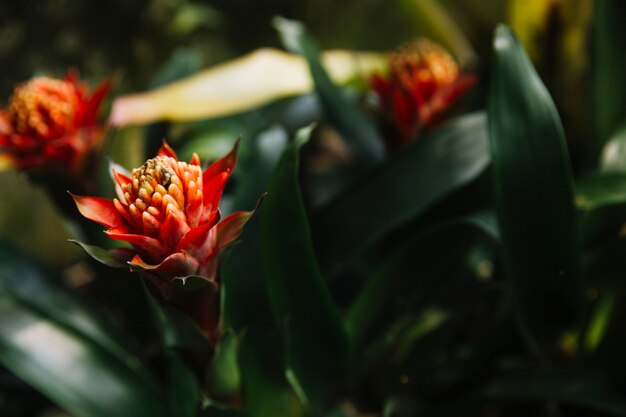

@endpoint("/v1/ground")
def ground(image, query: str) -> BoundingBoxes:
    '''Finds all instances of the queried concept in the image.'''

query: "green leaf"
[220,128,304,417]
[0,242,130,362]
[165,351,201,417]
[199,405,249,417]
[583,292,616,353]
[346,219,497,345]
[488,25,583,355]
[0,243,165,417]
[592,1,626,156]
[139,282,205,417]
[237,326,305,417]
[313,112,490,270]
[482,369,626,416]
[69,239,128,268]
[206,331,241,401]
[140,277,212,355]
[169,275,220,346]
[576,172,626,211]
[232,125,289,212]
[274,17,385,166]
[260,125,351,413]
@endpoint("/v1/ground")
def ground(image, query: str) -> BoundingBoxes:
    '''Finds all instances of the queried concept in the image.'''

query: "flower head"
[72,140,254,293]
[371,39,476,147]
[0,72,110,173]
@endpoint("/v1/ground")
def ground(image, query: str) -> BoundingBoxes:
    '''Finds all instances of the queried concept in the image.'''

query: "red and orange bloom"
[0,72,110,174]
[371,39,476,148]
[72,140,255,294]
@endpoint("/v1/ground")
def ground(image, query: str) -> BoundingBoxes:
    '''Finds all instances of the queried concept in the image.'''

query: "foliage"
[1,2,626,417]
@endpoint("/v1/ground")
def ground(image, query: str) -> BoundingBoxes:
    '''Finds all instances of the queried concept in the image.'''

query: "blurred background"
[0,0,594,268]
[0,1,610,416]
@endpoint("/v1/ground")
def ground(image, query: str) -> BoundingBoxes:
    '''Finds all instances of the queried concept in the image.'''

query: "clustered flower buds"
[73,140,254,294]
[0,72,110,174]
[371,39,476,147]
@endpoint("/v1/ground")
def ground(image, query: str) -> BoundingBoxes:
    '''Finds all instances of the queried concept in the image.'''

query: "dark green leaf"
[313,112,490,270]
[169,275,220,344]
[346,219,497,344]
[232,125,289,212]
[274,17,385,166]
[165,352,201,417]
[482,369,626,416]
[0,243,165,417]
[222,126,287,330]
[69,239,128,268]
[261,126,351,413]
[199,405,249,417]
[0,242,129,362]
[220,127,304,417]
[238,326,304,417]
[592,1,626,156]
[488,25,583,355]
[140,277,212,354]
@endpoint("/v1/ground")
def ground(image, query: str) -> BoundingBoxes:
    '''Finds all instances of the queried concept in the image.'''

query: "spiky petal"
[73,139,255,288]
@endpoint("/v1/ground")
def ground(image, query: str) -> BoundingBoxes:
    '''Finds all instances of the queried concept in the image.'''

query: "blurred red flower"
[0,72,110,174]
[371,39,476,148]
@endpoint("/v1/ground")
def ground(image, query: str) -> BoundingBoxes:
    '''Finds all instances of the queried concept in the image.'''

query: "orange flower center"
[390,39,459,91]
[125,155,202,231]
[8,77,78,138]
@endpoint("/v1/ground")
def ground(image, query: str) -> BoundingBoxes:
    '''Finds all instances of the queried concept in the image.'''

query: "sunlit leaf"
[583,292,616,353]
[600,124,626,172]
[110,48,385,126]
[576,173,626,211]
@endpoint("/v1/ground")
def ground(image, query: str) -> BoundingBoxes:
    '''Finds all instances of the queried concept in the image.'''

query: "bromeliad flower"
[72,140,255,294]
[0,72,110,174]
[371,39,476,148]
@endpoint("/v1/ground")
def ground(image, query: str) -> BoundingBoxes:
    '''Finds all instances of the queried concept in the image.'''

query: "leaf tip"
[272,16,304,53]
[494,24,516,51]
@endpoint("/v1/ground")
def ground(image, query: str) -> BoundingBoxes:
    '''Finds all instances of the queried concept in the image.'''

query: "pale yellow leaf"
[110,48,386,126]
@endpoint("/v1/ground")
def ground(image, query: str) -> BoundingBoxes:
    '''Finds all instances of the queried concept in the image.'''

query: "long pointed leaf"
[314,112,489,270]
[488,25,583,356]
[0,244,165,417]
[275,18,385,165]
[592,0,626,156]
[260,126,351,413]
